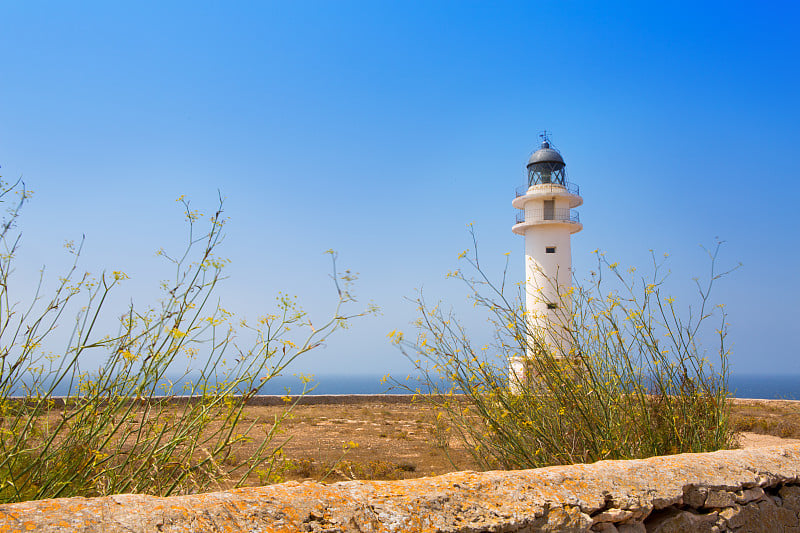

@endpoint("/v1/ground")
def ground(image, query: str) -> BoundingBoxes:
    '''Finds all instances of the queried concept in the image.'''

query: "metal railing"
[515,181,580,198]
[515,209,580,225]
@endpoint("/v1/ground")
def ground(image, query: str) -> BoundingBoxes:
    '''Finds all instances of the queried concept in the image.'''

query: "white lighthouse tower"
[510,133,583,387]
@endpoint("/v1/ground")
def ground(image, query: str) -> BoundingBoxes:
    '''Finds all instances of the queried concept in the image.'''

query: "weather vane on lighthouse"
[539,130,551,144]
[509,132,583,390]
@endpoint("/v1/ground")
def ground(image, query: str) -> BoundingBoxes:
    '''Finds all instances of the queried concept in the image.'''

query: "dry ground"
[236,400,477,484]
[730,398,800,439]
[23,396,798,491]
[227,397,800,485]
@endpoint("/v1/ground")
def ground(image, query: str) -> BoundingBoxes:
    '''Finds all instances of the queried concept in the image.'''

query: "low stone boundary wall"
[243,394,421,406]
[15,394,421,408]
[21,395,798,408]
[1,444,798,532]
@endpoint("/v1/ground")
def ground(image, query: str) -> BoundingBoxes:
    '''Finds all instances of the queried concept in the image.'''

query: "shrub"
[336,459,416,480]
[0,180,372,503]
[393,230,736,470]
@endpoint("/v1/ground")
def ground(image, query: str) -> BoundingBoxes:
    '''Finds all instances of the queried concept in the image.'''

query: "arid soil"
[229,397,800,485]
[237,400,477,484]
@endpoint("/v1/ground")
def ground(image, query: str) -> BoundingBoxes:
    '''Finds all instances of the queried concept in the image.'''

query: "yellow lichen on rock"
[0,444,798,532]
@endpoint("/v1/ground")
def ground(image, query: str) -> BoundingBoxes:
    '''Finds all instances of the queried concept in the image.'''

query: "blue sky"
[1,1,798,379]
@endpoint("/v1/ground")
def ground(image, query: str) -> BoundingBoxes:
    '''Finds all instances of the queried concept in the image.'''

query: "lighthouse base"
[508,354,585,395]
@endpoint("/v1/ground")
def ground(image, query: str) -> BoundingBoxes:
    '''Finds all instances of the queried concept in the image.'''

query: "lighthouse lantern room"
[510,132,583,388]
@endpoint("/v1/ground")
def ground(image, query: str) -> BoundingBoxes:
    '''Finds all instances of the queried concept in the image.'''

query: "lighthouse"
[509,132,583,388]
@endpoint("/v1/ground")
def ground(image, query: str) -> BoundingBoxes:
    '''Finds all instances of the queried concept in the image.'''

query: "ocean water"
[727,374,800,400]
[268,373,800,400]
[19,372,800,400]
[259,374,423,396]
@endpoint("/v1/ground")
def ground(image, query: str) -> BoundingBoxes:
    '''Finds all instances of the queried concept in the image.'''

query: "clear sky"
[1,1,798,378]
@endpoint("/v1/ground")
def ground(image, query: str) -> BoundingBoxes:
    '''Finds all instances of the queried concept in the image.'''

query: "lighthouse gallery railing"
[515,182,580,198]
[515,209,580,225]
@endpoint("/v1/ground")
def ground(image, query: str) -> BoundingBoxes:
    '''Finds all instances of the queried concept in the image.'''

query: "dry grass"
[165,397,800,485]
[238,401,477,484]
[729,399,800,439]
[264,398,800,483]
[19,397,797,489]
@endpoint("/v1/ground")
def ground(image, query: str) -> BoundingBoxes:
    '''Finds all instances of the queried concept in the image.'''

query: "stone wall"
[0,444,798,532]
[32,394,421,408]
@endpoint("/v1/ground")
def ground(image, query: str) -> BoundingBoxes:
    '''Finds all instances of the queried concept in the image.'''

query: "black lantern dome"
[526,136,566,187]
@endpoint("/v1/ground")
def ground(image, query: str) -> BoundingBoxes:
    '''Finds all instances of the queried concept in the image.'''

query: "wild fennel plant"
[0,180,373,503]
[393,230,736,470]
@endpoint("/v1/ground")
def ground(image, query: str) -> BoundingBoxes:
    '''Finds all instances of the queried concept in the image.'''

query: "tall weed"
[393,229,736,470]
[0,180,372,502]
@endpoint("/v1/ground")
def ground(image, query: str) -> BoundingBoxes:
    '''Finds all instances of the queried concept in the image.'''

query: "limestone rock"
[592,522,619,532]
[734,486,766,504]
[592,508,633,524]
[646,508,719,533]
[0,444,797,532]
[704,489,735,508]
[616,521,645,533]
[781,485,800,511]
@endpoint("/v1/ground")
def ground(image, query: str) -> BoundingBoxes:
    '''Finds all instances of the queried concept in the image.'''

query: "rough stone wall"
[0,444,798,532]
[28,394,422,408]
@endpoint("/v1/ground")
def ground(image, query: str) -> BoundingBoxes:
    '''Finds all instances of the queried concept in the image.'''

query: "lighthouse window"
[543,200,555,220]
[547,303,558,310]
[545,246,556,254]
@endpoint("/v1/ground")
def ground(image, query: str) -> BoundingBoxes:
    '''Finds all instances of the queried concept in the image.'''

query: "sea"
[262,373,800,400]
[17,373,800,400]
